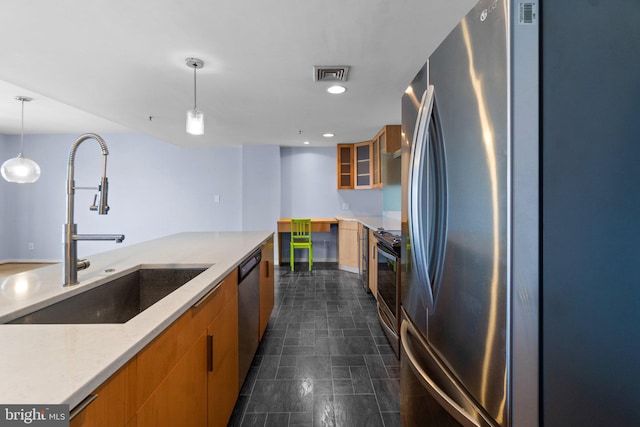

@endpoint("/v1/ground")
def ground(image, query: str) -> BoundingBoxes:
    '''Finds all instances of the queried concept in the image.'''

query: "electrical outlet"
[28,243,34,250]
[342,203,350,211]
[214,195,220,203]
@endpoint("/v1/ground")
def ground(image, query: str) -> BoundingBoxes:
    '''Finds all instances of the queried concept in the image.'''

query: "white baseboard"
[338,265,359,274]
[275,257,336,266]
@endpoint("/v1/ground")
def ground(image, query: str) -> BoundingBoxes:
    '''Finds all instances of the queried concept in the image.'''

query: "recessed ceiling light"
[323,133,335,138]
[327,85,346,94]
[304,141,310,145]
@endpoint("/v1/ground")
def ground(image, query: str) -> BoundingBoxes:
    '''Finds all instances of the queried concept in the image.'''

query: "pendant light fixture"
[1,96,41,183]
[185,57,204,135]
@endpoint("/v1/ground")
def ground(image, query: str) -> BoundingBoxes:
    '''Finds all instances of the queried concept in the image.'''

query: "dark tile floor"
[228,263,400,427]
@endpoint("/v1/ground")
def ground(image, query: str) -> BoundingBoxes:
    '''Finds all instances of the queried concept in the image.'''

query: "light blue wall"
[242,145,281,232]
[0,134,10,261]
[1,135,382,263]
[1,133,243,261]
[280,146,382,217]
[1,133,52,262]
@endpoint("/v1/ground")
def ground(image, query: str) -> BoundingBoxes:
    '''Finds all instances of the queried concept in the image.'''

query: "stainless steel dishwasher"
[237,248,261,388]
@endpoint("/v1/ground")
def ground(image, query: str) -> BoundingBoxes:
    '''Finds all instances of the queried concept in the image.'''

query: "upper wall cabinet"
[336,125,400,190]
[378,124,402,154]
[337,144,354,190]
[354,141,373,189]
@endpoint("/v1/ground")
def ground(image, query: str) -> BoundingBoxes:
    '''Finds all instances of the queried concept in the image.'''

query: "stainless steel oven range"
[374,229,401,358]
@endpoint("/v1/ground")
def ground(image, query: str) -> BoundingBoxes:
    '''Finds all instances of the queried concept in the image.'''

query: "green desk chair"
[290,218,313,271]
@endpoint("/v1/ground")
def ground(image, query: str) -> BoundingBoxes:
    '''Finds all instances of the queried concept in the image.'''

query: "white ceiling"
[0,0,476,147]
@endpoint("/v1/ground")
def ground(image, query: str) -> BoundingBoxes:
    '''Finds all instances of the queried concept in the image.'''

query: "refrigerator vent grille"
[313,66,350,82]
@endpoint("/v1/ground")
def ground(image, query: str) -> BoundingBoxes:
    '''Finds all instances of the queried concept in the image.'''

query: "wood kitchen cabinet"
[136,333,208,426]
[338,220,359,272]
[207,270,239,427]
[335,125,400,190]
[368,228,378,298]
[336,144,354,189]
[137,268,238,427]
[354,141,373,189]
[377,125,402,154]
[259,236,274,340]
[70,362,136,427]
[336,141,372,190]
[336,141,380,190]
[372,125,402,188]
[371,137,381,189]
[71,268,241,427]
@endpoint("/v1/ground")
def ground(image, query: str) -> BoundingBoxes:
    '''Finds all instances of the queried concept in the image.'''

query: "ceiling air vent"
[313,66,350,82]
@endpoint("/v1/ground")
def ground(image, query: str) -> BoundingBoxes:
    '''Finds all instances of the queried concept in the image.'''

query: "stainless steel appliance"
[359,222,369,292]
[238,248,262,388]
[401,1,640,426]
[374,229,401,358]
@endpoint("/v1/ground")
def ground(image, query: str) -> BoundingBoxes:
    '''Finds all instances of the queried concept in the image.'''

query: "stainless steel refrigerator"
[400,1,640,426]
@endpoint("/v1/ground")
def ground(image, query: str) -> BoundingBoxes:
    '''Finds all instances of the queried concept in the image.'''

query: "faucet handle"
[90,194,98,211]
[77,259,91,271]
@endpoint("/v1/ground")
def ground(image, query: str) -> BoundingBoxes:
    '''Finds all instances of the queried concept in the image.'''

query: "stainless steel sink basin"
[9,268,208,324]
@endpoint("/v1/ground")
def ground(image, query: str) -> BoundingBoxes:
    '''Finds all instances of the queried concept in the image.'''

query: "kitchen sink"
[9,267,208,324]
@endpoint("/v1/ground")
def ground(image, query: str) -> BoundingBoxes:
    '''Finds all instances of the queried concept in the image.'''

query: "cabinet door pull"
[265,260,270,278]
[193,281,223,308]
[207,334,214,372]
[69,393,98,421]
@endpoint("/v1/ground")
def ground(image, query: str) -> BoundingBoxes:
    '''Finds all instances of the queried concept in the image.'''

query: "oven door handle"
[376,244,399,261]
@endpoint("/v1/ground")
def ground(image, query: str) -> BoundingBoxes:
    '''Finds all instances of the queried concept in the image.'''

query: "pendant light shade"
[1,96,41,183]
[186,57,204,135]
[186,108,204,135]
[1,155,41,183]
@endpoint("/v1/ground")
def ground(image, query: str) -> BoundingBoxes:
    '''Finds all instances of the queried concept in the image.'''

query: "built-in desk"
[277,218,339,264]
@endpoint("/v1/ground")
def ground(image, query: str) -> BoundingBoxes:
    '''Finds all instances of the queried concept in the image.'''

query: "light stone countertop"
[0,231,272,409]
[335,216,402,234]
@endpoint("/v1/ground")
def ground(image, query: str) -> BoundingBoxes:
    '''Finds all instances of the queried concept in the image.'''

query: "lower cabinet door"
[70,362,136,427]
[369,229,378,297]
[208,295,239,427]
[260,238,275,340]
[137,333,208,427]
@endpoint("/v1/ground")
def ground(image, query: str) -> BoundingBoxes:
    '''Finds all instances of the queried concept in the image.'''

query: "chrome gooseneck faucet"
[63,133,125,286]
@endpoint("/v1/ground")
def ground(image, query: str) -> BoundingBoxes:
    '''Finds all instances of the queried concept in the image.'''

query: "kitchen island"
[0,231,273,420]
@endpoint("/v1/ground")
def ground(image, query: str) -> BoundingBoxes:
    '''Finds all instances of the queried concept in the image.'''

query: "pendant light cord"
[193,66,198,110]
[19,98,25,156]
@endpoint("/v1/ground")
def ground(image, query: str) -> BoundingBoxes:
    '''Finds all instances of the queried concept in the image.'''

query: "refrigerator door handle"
[408,85,435,310]
[401,319,495,427]
[408,83,449,314]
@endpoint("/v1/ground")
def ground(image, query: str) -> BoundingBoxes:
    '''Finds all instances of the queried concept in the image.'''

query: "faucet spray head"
[98,176,110,214]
